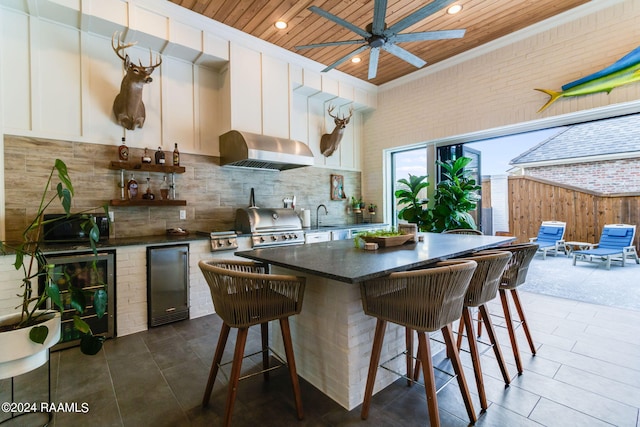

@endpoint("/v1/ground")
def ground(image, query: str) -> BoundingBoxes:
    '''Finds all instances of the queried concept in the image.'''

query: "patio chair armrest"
[529,237,537,243]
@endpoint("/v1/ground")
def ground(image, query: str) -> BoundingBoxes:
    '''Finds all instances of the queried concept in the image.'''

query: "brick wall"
[526,158,640,194]
[362,0,640,215]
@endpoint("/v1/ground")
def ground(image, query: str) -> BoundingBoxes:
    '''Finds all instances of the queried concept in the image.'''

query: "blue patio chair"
[529,221,566,259]
[572,224,639,270]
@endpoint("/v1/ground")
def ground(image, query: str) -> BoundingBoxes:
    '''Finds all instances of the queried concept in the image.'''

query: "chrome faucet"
[316,204,328,228]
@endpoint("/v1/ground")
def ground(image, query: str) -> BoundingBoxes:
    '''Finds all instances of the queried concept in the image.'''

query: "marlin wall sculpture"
[536,45,640,112]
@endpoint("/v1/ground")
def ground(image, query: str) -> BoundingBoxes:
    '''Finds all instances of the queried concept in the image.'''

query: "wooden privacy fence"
[506,176,640,249]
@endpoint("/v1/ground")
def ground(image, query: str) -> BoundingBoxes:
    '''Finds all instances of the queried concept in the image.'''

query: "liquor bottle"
[155,147,165,165]
[160,175,170,200]
[127,174,138,200]
[142,148,152,164]
[142,177,155,200]
[118,137,129,161]
[173,143,180,166]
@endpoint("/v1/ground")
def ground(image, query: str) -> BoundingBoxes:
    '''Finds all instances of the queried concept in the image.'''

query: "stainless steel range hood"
[219,130,314,171]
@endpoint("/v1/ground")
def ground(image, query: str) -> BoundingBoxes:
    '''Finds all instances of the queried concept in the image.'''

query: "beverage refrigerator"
[39,250,115,350]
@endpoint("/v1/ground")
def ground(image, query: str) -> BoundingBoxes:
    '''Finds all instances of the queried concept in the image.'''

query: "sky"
[467,127,565,176]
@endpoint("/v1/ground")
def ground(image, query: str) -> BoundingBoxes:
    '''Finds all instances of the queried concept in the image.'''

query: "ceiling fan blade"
[382,44,426,69]
[392,29,466,43]
[321,45,370,73]
[296,39,366,50]
[385,0,458,35]
[308,6,371,39]
[372,0,388,34]
[368,47,380,79]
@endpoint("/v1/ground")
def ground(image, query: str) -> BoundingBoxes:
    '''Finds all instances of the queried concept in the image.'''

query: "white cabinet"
[305,231,331,244]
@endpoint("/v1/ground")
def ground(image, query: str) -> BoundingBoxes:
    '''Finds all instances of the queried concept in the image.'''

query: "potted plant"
[429,157,481,233]
[368,203,377,213]
[394,174,431,231]
[0,159,109,379]
[351,196,364,213]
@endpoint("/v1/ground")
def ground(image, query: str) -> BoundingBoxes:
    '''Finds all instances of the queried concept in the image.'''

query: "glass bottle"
[127,173,138,200]
[160,175,170,200]
[142,177,155,200]
[118,137,129,161]
[142,148,152,164]
[173,143,180,166]
[155,146,165,165]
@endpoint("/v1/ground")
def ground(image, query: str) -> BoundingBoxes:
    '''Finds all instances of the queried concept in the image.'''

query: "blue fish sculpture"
[536,45,640,112]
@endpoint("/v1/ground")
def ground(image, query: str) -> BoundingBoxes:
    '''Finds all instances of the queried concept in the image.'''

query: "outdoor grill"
[234,207,305,248]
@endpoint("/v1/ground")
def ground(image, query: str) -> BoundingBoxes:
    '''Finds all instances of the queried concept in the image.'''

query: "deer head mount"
[320,105,353,157]
[112,32,162,130]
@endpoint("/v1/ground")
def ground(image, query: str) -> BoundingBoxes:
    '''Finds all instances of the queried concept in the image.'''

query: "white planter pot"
[0,311,61,380]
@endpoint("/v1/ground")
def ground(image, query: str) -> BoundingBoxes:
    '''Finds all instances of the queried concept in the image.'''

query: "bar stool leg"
[510,289,537,355]
[361,319,387,420]
[416,331,440,427]
[406,327,414,386]
[261,322,270,381]
[202,322,231,407]
[462,308,488,411]
[441,324,477,424]
[499,289,523,374]
[456,318,465,349]
[224,327,249,427]
[478,305,511,385]
[279,317,304,420]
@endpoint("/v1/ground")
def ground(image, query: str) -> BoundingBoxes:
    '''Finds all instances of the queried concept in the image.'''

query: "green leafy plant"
[429,157,481,233]
[0,159,109,355]
[354,228,403,247]
[394,174,431,231]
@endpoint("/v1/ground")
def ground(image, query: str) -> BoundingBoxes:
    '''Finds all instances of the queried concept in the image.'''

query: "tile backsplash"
[3,135,363,241]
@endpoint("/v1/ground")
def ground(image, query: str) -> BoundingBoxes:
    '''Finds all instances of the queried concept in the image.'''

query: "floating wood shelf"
[109,199,187,207]
[109,161,185,174]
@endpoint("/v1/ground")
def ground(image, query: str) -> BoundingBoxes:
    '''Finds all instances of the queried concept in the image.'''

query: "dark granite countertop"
[5,234,212,255]
[236,232,515,283]
[303,223,388,232]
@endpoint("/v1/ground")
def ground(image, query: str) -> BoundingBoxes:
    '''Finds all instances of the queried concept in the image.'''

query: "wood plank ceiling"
[169,0,590,85]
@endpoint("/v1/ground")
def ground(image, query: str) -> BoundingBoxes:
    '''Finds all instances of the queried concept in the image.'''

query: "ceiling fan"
[295,0,466,80]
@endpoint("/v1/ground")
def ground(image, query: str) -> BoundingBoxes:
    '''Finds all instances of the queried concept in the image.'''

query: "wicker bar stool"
[360,260,478,427]
[496,243,539,374]
[198,259,306,427]
[455,250,513,411]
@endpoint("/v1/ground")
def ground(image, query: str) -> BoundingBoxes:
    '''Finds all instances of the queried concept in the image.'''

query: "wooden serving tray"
[362,234,414,247]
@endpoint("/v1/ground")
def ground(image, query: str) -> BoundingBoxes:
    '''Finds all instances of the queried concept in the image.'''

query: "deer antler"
[327,105,337,119]
[112,32,137,62]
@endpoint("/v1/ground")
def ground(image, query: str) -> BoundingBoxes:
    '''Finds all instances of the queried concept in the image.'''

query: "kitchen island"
[236,232,515,410]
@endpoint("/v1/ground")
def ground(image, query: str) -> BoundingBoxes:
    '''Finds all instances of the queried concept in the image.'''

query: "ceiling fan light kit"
[295,0,466,80]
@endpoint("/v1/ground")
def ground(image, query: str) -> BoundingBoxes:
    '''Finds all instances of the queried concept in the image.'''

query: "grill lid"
[220,130,314,171]
[235,208,303,234]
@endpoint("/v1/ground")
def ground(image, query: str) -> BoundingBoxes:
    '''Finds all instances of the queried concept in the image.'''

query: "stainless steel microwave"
[42,214,110,242]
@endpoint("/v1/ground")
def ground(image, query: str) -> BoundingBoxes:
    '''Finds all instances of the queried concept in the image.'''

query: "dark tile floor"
[2,277,640,426]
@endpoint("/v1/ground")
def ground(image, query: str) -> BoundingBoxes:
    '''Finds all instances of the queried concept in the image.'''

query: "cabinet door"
[305,232,331,243]
[262,56,289,138]
[229,43,261,133]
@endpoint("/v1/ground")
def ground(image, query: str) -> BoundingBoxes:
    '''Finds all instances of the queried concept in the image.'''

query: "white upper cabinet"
[0,0,375,171]
[227,43,261,134]
[261,55,289,138]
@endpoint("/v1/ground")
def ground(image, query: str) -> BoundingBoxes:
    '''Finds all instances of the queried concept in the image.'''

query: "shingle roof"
[510,113,640,165]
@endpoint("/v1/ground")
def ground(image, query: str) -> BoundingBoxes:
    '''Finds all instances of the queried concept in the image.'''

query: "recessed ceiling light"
[275,20,287,30]
[447,4,462,15]
[351,57,362,64]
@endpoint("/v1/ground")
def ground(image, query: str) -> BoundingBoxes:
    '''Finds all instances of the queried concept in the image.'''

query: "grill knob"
[271,235,278,241]
[260,237,265,242]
